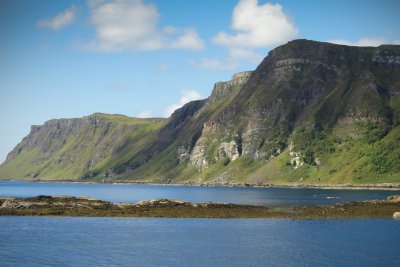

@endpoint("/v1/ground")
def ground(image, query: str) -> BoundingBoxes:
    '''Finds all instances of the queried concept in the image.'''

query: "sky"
[0,0,400,163]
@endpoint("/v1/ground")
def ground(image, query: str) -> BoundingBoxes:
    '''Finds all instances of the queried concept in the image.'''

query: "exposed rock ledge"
[1,195,400,219]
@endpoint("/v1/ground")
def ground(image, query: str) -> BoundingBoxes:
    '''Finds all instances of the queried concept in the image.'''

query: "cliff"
[1,39,400,184]
[0,113,165,180]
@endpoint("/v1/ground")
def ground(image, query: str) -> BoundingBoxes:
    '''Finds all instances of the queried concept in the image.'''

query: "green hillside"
[1,40,400,184]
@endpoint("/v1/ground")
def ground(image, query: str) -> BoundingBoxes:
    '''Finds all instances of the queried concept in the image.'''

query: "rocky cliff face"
[1,40,400,183]
[174,40,400,182]
[187,72,252,171]
[0,113,165,180]
[8,115,109,161]
[209,71,252,103]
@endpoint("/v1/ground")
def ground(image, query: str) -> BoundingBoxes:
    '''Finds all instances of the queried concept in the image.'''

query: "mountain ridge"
[1,39,400,184]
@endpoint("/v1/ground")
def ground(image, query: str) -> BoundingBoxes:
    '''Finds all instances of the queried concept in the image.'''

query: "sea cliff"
[1,40,400,184]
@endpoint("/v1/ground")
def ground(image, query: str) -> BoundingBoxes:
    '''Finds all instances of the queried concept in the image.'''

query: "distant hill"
[1,39,400,184]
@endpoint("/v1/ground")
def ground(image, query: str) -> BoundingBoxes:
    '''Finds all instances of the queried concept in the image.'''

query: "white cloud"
[84,0,204,52]
[136,109,153,118]
[213,0,298,49]
[87,0,161,51]
[169,28,205,51]
[328,37,400,47]
[37,5,77,30]
[214,0,298,48]
[163,90,203,117]
[200,0,297,70]
[328,37,389,47]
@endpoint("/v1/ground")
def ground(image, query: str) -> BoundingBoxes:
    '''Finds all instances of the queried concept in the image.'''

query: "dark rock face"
[209,71,252,103]
[1,40,400,183]
[183,40,400,170]
[223,40,395,130]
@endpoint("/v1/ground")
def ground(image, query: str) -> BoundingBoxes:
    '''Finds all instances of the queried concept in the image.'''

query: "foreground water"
[1,216,399,267]
[1,181,398,205]
[2,181,400,266]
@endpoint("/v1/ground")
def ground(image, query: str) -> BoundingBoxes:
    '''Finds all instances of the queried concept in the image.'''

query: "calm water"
[0,217,399,267]
[1,180,398,205]
[1,181,400,266]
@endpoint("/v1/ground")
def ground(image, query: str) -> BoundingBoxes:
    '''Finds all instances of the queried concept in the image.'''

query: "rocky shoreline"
[145,181,400,191]
[1,195,400,219]
[2,179,400,191]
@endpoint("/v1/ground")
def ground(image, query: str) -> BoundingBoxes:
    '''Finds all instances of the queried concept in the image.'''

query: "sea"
[1,181,400,266]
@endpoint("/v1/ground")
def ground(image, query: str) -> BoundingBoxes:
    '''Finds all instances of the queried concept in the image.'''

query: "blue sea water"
[0,181,398,205]
[0,217,399,267]
[1,181,400,266]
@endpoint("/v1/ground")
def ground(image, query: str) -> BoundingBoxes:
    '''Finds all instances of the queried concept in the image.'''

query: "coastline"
[1,178,400,191]
[1,195,400,219]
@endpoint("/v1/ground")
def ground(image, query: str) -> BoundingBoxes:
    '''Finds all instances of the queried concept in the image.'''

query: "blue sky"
[0,0,399,163]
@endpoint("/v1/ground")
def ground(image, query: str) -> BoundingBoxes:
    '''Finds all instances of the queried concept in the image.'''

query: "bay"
[0,217,399,267]
[1,181,400,266]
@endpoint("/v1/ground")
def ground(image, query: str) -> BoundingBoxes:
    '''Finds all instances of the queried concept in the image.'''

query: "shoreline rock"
[387,195,400,203]
[2,179,400,191]
[1,195,400,219]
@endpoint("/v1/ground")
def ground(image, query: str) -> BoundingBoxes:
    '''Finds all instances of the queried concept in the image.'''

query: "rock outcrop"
[289,142,304,169]
[190,137,209,171]
[387,195,400,203]
[177,146,191,164]
[209,71,252,103]
[135,198,189,207]
[2,196,400,219]
[0,113,165,180]
[0,195,109,209]
[1,39,400,184]
[216,141,240,161]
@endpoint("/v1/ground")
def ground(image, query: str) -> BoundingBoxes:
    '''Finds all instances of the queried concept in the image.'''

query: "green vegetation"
[0,113,166,181]
[1,40,400,184]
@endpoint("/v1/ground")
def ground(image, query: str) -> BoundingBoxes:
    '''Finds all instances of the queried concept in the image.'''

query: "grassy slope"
[1,41,400,184]
[0,114,165,180]
[171,125,400,185]
[2,114,400,184]
[240,125,400,184]
[164,44,400,184]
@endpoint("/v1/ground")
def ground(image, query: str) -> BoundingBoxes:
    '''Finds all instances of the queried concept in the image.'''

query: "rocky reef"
[1,195,400,219]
